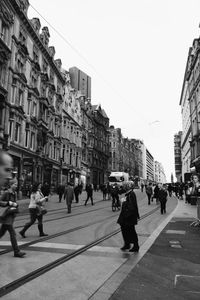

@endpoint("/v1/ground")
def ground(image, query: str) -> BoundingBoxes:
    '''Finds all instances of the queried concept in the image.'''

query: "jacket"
[117,190,140,226]
[0,191,17,225]
[29,191,46,209]
[64,186,74,204]
[158,189,168,202]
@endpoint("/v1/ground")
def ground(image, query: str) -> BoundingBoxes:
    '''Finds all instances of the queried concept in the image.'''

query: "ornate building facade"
[88,105,109,186]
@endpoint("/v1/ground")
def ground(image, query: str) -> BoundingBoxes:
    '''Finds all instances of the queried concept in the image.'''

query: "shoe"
[129,247,139,252]
[19,231,26,238]
[120,245,130,251]
[14,251,26,258]
[40,233,48,237]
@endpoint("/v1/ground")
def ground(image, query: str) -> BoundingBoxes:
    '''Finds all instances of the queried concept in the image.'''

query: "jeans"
[0,224,20,254]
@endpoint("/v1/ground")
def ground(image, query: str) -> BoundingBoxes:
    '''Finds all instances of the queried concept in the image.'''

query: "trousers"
[0,224,20,254]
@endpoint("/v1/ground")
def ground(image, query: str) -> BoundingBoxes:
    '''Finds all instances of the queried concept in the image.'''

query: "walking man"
[84,183,94,206]
[64,182,74,213]
[146,183,153,205]
[158,184,168,214]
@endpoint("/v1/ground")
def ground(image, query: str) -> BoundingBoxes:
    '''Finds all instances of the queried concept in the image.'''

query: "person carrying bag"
[19,182,48,238]
[0,178,26,258]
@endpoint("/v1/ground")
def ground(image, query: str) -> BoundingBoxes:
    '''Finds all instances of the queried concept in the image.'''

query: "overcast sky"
[28,0,200,181]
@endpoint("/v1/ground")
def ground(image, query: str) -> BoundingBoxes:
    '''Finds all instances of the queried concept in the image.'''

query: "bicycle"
[112,196,120,212]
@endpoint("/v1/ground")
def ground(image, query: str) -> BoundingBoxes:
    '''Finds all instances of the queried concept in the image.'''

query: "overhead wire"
[29,3,138,115]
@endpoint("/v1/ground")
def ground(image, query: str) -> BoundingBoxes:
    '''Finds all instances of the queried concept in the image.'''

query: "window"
[14,122,21,143]
[19,28,26,45]
[11,79,17,104]
[70,149,72,165]
[42,58,48,73]
[30,132,35,150]
[18,88,24,106]
[33,45,39,63]
[62,144,65,160]
[27,97,31,115]
[32,102,37,117]
[25,124,30,148]
[16,54,25,73]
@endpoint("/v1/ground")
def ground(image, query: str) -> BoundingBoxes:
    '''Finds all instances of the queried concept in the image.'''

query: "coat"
[117,190,140,226]
[64,186,74,205]
[158,189,168,203]
[0,191,17,225]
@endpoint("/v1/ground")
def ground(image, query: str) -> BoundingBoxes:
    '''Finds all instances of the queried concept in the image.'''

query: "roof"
[92,104,108,119]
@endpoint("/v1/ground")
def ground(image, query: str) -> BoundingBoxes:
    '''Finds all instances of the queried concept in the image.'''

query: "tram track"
[14,203,114,229]
[0,205,160,297]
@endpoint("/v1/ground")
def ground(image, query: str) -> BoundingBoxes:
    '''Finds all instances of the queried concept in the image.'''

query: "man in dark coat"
[84,183,94,206]
[158,184,168,214]
[64,182,74,213]
[57,184,65,203]
[117,188,140,252]
[74,185,80,203]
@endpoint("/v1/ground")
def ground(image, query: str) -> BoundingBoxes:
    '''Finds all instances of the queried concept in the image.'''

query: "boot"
[120,244,130,251]
[129,243,139,252]
[14,251,26,258]
[38,224,48,237]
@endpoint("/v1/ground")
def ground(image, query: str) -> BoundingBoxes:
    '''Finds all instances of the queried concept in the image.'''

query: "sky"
[28,0,200,182]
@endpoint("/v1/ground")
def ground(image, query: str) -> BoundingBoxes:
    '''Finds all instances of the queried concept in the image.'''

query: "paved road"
[0,190,177,300]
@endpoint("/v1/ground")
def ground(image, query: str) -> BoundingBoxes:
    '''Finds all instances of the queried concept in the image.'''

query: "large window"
[30,132,35,150]
[25,123,30,148]
[14,118,21,143]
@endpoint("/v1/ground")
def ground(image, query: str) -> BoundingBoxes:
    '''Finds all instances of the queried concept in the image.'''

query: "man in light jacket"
[64,182,74,213]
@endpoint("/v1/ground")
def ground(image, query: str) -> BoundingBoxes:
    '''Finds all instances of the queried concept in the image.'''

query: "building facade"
[108,126,123,172]
[88,105,109,186]
[174,131,182,182]
[183,39,200,173]
[69,67,91,99]
[179,48,192,180]
[154,161,166,183]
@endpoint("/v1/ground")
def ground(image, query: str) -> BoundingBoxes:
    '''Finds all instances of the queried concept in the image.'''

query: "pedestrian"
[74,185,80,203]
[146,183,153,205]
[102,183,107,200]
[107,182,111,200]
[167,183,173,197]
[110,183,120,208]
[117,187,140,252]
[19,182,48,238]
[153,184,160,204]
[0,150,13,189]
[64,182,74,213]
[84,183,94,206]
[141,183,144,192]
[41,181,50,202]
[57,184,65,203]
[158,183,168,214]
[0,178,26,258]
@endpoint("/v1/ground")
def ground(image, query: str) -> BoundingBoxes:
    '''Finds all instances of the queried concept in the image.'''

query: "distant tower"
[171,173,174,183]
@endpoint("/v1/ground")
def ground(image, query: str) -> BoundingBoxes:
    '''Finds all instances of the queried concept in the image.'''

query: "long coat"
[64,186,74,205]
[117,190,140,226]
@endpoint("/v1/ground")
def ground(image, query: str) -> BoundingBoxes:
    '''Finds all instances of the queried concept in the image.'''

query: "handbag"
[36,205,47,217]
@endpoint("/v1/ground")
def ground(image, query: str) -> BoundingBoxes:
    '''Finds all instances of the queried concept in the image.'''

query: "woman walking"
[0,179,26,257]
[117,187,140,252]
[19,183,48,238]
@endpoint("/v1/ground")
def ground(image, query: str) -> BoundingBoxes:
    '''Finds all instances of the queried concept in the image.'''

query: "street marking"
[170,244,182,248]
[29,242,122,253]
[175,275,200,292]
[165,230,186,235]
[0,241,26,246]
[169,240,180,244]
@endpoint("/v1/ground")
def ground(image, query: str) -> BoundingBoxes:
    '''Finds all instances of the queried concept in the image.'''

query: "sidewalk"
[109,199,200,300]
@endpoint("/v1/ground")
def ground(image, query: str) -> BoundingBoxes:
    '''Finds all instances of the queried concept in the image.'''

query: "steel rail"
[0,206,160,297]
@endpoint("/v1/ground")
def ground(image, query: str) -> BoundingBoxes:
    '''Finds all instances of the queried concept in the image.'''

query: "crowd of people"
[2,149,200,258]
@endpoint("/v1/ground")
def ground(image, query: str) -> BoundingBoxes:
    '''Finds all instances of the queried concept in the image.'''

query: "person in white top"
[19,183,48,238]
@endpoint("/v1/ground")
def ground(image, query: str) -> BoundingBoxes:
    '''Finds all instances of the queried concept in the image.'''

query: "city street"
[0,190,177,299]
